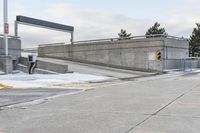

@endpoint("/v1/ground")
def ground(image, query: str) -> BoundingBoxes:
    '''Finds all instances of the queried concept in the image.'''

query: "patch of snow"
[21,52,38,58]
[137,69,200,82]
[0,71,112,89]
[0,71,4,75]
[164,68,200,74]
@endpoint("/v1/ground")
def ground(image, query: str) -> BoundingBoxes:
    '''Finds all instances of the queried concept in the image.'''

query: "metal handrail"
[73,34,187,45]
[38,34,188,47]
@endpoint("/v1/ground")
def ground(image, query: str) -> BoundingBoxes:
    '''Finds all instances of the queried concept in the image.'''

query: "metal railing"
[0,34,20,39]
[165,57,200,71]
[38,34,188,47]
[180,57,200,71]
[73,34,187,45]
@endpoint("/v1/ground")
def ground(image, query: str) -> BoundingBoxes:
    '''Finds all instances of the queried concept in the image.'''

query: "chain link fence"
[165,57,200,71]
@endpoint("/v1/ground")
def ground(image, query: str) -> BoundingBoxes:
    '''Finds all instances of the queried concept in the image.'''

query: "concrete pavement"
[0,72,200,133]
[0,89,82,109]
[37,57,155,79]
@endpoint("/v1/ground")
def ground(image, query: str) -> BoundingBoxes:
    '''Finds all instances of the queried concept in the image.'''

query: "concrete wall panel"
[0,37,21,72]
[38,37,189,72]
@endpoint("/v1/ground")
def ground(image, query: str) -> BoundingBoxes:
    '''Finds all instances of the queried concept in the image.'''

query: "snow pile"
[0,72,111,89]
[164,68,200,74]
[21,52,38,58]
[0,71,4,75]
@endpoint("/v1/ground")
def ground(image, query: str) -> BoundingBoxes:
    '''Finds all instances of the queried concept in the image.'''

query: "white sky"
[0,0,200,48]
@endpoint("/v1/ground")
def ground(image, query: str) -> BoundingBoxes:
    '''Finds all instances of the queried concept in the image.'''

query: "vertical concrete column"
[0,55,12,74]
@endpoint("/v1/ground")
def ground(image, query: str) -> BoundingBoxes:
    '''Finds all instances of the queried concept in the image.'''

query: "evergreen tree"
[145,22,166,37]
[189,23,200,57]
[118,29,132,40]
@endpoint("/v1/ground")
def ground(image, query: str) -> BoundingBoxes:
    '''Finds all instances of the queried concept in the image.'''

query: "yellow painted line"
[93,81,131,89]
[49,81,131,90]
[49,83,97,90]
[0,83,13,89]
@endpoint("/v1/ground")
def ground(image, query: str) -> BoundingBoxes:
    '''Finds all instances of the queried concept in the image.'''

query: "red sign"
[4,23,9,34]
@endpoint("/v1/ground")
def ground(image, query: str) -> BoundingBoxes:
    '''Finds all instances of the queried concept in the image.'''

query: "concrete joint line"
[124,83,200,133]
[152,93,185,116]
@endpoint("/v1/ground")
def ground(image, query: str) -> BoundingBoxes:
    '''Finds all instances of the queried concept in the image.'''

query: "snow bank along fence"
[38,34,189,72]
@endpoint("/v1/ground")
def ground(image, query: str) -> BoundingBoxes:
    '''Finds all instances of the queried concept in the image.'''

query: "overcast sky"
[0,0,200,48]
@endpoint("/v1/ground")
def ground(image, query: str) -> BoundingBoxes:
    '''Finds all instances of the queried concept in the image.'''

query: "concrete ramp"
[37,57,156,79]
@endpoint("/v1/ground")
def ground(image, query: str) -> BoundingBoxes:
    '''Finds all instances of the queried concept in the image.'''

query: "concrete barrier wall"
[38,37,189,72]
[19,57,29,66]
[36,60,68,73]
[0,38,21,60]
[0,37,21,72]
[19,57,68,74]
[163,38,189,70]
[164,38,189,59]
[0,55,12,73]
[39,38,167,71]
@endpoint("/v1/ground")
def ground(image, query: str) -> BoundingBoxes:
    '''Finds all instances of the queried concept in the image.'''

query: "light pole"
[3,0,8,55]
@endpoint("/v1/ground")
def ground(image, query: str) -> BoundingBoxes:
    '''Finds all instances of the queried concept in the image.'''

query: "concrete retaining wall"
[0,37,21,72]
[36,60,68,73]
[19,57,68,74]
[38,37,189,72]
[164,38,189,69]
[0,55,13,73]
[0,38,21,60]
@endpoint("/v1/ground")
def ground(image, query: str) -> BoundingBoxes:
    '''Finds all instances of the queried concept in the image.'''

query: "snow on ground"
[21,52,38,58]
[0,72,112,89]
[136,68,200,82]
[164,68,200,74]
[0,71,4,75]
